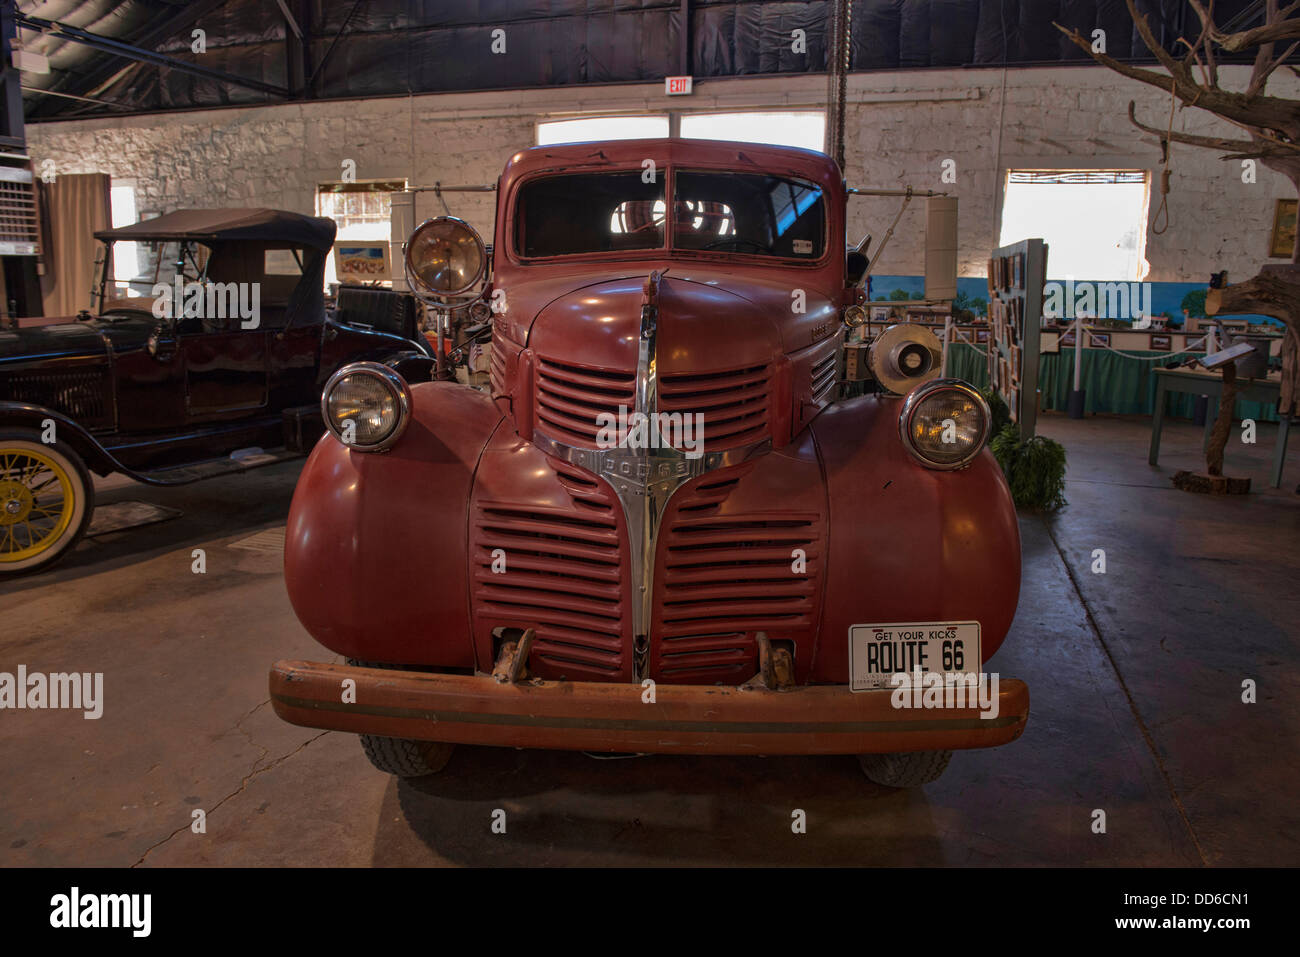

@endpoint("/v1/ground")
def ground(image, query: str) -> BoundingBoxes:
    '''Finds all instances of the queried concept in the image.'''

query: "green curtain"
[945,343,1278,423]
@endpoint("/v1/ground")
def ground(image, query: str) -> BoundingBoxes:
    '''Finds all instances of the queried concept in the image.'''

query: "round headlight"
[321,362,411,452]
[898,379,990,470]
[404,216,486,301]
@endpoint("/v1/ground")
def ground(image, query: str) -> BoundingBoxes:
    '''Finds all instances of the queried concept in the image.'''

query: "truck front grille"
[534,356,636,446]
[471,459,630,679]
[657,363,770,450]
[652,474,822,683]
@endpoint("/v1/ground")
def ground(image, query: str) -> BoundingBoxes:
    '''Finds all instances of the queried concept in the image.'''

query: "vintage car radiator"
[657,362,771,451]
[533,356,636,446]
[0,367,112,428]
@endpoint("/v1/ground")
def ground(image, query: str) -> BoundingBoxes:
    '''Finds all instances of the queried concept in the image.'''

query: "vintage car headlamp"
[321,362,411,452]
[898,379,990,470]
[404,216,486,302]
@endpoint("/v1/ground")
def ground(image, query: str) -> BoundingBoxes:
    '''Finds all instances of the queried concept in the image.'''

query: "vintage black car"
[0,207,434,575]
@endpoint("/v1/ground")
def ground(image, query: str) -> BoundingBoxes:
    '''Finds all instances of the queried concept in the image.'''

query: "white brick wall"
[26,64,1297,283]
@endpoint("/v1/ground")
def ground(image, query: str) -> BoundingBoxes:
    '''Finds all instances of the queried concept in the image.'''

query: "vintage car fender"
[809,393,1022,683]
[319,315,439,385]
[380,350,437,384]
[283,380,502,666]
[0,400,131,479]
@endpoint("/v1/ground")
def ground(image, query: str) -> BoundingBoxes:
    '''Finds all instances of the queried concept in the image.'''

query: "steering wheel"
[704,238,773,254]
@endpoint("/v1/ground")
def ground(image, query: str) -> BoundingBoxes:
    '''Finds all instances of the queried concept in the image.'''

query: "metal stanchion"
[1066,318,1086,418]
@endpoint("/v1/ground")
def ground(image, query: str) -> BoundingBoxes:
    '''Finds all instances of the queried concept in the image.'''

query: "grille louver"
[534,356,635,446]
[657,363,770,450]
[472,458,630,678]
[653,475,822,683]
[810,351,836,404]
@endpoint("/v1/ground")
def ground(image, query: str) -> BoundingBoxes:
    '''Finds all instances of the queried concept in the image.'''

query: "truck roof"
[500,138,843,195]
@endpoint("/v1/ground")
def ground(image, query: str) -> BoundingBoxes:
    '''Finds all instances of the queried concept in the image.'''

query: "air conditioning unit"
[0,159,40,257]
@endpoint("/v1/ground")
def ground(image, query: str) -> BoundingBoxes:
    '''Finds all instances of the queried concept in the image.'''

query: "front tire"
[857,750,952,788]
[0,431,94,576]
[359,734,455,778]
[345,658,455,777]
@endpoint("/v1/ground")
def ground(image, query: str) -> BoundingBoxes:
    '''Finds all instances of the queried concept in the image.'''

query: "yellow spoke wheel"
[0,435,93,574]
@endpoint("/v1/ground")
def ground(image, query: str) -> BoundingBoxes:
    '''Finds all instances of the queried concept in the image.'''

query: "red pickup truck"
[269,138,1026,788]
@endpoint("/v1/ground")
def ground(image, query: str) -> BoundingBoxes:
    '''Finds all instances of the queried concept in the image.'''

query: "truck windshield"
[517,172,665,257]
[515,169,826,260]
[673,171,824,258]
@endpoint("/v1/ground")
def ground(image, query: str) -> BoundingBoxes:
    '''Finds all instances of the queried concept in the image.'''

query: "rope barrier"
[1086,330,1208,362]
[946,322,1210,363]
[949,326,988,356]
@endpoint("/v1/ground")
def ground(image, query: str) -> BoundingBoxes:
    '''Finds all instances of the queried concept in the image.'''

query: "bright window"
[537,115,669,145]
[109,183,139,287]
[999,170,1150,280]
[680,111,826,152]
[316,180,405,287]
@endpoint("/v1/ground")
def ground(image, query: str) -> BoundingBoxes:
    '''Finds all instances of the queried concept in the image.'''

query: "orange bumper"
[270,660,1029,756]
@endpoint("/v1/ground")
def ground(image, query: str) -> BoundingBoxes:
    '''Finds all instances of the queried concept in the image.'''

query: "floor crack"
[131,730,330,867]
[231,698,272,771]
[1040,512,1210,866]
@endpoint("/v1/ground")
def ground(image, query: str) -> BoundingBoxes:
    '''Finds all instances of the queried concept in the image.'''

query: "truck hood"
[525,271,790,375]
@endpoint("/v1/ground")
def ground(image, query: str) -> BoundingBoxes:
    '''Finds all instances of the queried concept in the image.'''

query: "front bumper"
[270,660,1029,756]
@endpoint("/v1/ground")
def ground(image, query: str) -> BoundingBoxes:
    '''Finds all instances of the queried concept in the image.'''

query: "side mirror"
[846,250,869,285]
[846,233,871,286]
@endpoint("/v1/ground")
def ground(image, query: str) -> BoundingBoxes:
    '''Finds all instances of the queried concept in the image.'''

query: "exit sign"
[665,75,693,96]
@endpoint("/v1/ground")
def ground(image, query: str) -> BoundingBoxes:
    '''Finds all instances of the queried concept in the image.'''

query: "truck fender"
[809,394,1022,683]
[284,381,503,667]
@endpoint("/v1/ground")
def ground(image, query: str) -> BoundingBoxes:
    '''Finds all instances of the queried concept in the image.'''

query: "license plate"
[849,621,982,692]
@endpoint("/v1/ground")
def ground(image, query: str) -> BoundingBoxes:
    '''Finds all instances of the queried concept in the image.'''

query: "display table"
[1149,367,1291,488]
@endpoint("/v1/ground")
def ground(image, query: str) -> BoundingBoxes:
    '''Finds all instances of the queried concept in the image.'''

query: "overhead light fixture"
[11,45,50,75]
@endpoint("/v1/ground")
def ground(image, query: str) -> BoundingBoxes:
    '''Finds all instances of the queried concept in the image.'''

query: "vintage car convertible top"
[94,206,340,248]
[269,139,1028,787]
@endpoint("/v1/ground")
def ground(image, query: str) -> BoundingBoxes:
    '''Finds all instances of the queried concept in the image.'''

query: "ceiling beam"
[49,0,230,109]
[20,5,289,118]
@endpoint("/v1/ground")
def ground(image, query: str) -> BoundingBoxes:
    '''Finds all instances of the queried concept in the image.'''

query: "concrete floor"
[1,413,1297,866]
